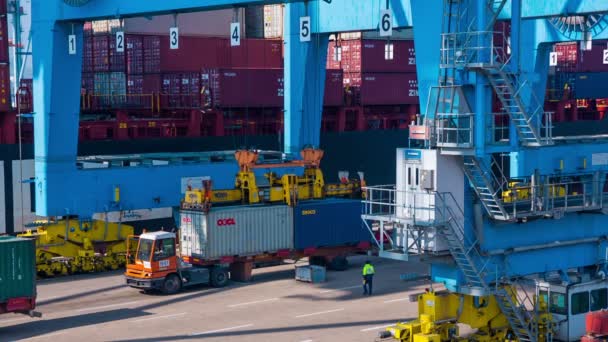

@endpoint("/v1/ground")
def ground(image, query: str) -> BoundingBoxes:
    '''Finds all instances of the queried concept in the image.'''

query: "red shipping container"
[359,72,418,105]
[0,64,11,111]
[0,15,9,63]
[361,40,416,72]
[324,69,343,107]
[343,72,362,87]
[81,72,94,94]
[109,36,126,72]
[162,73,182,108]
[93,35,110,72]
[82,36,94,72]
[580,40,608,72]
[143,74,161,93]
[160,36,225,72]
[143,35,161,73]
[84,22,93,36]
[230,38,282,68]
[127,74,144,94]
[181,72,201,108]
[265,39,283,68]
[201,68,283,108]
[586,310,608,335]
[126,35,144,74]
[327,39,416,73]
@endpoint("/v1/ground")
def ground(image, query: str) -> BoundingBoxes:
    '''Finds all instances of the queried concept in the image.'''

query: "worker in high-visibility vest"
[362,260,375,296]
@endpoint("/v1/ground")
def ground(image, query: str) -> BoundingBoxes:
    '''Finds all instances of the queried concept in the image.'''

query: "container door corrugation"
[0,236,36,302]
[180,205,293,260]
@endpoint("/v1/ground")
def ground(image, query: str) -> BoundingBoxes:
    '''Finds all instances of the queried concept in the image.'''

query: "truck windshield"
[137,239,154,262]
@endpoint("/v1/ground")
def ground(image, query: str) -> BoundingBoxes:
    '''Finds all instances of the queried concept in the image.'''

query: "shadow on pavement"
[112,318,410,342]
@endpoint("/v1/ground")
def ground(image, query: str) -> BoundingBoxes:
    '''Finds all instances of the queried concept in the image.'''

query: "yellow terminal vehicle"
[382,288,554,342]
[19,218,134,276]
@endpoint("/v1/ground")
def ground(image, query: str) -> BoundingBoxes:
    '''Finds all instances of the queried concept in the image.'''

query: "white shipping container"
[180,205,293,260]
[263,5,283,38]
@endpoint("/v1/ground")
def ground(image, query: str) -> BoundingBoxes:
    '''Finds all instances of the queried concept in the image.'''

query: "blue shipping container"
[574,72,608,99]
[293,199,370,250]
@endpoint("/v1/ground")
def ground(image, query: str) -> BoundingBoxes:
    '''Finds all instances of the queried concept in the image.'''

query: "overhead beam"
[314,0,413,33]
[522,1,608,19]
[54,0,290,21]
[498,1,608,20]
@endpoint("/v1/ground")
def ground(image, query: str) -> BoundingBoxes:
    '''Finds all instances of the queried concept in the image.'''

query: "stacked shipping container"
[327,39,418,105]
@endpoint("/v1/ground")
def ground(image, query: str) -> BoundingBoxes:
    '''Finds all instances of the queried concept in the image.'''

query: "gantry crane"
[34,1,608,340]
[360,1,608,341]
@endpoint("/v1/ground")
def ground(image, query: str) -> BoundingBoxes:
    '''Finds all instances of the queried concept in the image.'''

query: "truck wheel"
[161,274,182,294]
[309,256,326,267]
[328,256,349,271]
[211,268,229,288]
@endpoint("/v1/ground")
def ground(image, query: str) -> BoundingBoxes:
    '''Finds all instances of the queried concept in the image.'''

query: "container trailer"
[0,236,40,317]
[125,200,371,294]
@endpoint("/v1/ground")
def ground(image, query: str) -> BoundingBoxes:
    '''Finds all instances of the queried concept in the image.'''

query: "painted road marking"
[319,285,360,293]
[295,308,345,318]
[383,297,409,304]
[26,331,67,340]
[300,340,314,342]
[190,323,254,336]
[75,300,139,312]
[360,324,394,332]
[132,312,187,323]
[228,298,279,308]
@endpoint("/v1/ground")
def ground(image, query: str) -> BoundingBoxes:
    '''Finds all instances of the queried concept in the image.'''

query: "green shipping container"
[0,236,36,302]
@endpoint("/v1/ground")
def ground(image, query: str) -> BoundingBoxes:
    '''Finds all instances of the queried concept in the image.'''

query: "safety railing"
[501,177,607,218]
[488,112,510,144]
[440,31,508,68]
[435,112,475,148]
[362,186,465,227]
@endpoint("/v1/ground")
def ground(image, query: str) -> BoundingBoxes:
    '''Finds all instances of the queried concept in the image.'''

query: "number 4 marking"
[230,23,240,46]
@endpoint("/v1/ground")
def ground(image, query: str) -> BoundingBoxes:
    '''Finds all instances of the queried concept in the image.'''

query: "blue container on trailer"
[293,199,370,250]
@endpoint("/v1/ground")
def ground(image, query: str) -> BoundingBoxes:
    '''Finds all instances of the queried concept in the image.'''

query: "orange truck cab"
[124,231,229,294]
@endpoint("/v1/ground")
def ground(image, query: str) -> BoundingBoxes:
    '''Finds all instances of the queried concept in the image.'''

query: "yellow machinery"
[182,148,364,210]
[383,288,554,342]
[18,219,134,277]
[502,181,566,203]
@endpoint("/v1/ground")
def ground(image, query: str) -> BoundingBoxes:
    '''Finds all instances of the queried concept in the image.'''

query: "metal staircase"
[462,155,510,220]
[435,193,536,341]
[482,67,551,147]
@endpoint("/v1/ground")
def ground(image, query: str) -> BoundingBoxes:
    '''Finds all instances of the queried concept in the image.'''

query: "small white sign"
[604,49,608,65]
[549,52,558,66]
[68,34,76,55]
[170,27,179,50]
[379,9,392,37]
[230,22,241,46]
[115,31,125,53]
[300,16,311,42]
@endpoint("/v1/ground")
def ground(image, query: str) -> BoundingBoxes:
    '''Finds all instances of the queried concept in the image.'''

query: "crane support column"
[284,2,328,154]
[32,11,83,215]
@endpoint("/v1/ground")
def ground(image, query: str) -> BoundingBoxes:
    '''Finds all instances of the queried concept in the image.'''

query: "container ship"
[1,5,608,235]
